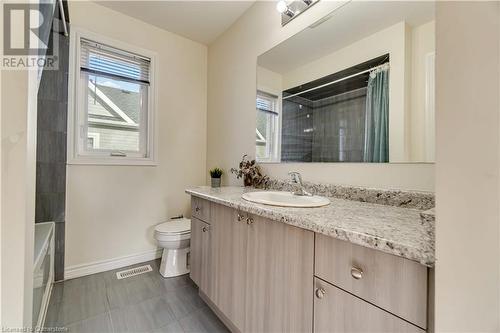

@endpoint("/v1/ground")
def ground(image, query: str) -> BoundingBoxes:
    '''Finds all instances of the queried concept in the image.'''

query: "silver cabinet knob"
[237,213,244,222]
[315,288,326,299]
[195,207,200,212]
[246,217,254,225]
[351,266,363,280]
[202,226,208,232]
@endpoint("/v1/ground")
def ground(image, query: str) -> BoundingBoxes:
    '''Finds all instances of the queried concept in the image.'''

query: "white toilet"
[154,218,191,278]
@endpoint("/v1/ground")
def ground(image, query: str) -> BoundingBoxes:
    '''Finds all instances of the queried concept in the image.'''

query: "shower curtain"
[363,66,389,162]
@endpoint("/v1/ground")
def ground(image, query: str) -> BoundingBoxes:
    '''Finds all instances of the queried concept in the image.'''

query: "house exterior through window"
[69,30,156,165]
[256,90,279,162]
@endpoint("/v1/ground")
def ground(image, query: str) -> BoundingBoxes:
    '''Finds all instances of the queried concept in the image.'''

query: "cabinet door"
[211,204,247,331]
[189,218,203,286]
[245,215,314,333]
[314,278,425,333]
[199,220,213,299]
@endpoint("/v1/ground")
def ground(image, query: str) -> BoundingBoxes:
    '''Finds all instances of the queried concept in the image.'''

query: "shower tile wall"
[281,89,367,163]
[35,11,69,281]
[312,88,367,162]
[281,96,313,162]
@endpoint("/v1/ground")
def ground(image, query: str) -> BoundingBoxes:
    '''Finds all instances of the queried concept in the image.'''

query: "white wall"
[65,2,207,272]
[208,1,434,191]
[435,2,500,331]
[410,20,435,162]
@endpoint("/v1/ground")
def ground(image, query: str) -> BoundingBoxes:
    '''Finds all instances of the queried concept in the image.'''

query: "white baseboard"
[64,248,162,280]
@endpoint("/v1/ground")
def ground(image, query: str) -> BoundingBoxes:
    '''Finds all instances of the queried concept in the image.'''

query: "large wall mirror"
[256,1,435,163]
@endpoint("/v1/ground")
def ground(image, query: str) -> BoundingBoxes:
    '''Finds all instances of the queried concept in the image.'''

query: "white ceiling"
[258,1,435,74]
[97,1,255,45]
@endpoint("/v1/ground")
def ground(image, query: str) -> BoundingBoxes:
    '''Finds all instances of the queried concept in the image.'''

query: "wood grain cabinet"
[314,278,425,333]
[245,213,314,333]
[315,234,428,329]
[189,217,212,298]
[189,197,430,333]
[210,204,248,330]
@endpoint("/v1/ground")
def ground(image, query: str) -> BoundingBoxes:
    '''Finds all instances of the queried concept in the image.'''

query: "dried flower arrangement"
[230,154,269,188]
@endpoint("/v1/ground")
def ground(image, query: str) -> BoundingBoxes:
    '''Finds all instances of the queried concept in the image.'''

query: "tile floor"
[44,259,229,333]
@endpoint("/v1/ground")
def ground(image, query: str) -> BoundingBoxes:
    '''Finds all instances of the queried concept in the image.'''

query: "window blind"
[256,91,278,115]
[80,38,151,85]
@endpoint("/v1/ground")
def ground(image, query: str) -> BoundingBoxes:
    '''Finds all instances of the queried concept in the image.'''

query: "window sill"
[67,157,158,166]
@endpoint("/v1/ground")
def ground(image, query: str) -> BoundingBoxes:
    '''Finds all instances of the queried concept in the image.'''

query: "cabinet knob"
[315,288,326,299]
[237,213,244,222]
[202,226,208,232]
[351,266,363,280]
[195,207,200,212]
[246,217,254,225]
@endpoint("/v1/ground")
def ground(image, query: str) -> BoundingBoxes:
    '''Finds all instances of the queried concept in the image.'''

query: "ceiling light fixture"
[278,0,320,26]
[276,0,295,18]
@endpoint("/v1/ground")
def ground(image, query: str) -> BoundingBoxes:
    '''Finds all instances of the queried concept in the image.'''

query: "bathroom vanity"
[186,186,434,333]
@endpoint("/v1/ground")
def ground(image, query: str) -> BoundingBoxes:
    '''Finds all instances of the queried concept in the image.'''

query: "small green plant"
[209,168,224,178]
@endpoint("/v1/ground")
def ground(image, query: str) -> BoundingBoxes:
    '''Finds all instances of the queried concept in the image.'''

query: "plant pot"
[211,177,221,188]
[243,174,253,187]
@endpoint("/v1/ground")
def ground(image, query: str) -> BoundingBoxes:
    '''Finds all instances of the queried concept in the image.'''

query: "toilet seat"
[155,218,191,235]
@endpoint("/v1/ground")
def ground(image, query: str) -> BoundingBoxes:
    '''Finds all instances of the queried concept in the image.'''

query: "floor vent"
[116,264,153,280]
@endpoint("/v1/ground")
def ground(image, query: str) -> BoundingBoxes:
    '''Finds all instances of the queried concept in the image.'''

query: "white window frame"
[256,90,280,163]
[68,28,158,166]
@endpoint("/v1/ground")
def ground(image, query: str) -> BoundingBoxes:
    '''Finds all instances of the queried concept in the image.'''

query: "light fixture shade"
[276,0,288,13]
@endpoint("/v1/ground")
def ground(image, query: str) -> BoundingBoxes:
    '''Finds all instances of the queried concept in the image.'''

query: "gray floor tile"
[179,307,229,333]
[45,261,227,333]
[45,288,108,326]
[51,273,106,303]
[66,313,113,333]
[110,296,176,332]
[163,286,206,320]
[106,274,160,310]
[154,274,191,293]
[150,321,184,333]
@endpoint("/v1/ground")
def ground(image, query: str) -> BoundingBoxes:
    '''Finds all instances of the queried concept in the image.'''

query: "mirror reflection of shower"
[281,55,389,163]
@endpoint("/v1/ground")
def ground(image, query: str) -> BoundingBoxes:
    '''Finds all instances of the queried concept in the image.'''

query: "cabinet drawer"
[191,197,211,223]
[315,234,428,329]
[314,278,424,333]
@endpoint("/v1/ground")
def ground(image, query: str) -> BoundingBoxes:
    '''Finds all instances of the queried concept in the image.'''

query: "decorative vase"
[243,174,253,187]
[211,177,221,188]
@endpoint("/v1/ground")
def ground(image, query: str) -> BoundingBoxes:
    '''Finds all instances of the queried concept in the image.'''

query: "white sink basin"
[242,191,330,208]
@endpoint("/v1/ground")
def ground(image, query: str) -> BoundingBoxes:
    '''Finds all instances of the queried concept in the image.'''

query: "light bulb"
[276,0,288,14]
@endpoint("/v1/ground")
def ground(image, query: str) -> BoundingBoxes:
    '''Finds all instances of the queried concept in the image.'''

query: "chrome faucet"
[288,172,312,196]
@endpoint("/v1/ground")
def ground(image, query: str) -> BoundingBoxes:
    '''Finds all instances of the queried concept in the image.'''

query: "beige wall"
[1,3,38,326]
[256,66,282,97]
[208,1,434,191]
[65,2,207,270]
[435,2,500,331]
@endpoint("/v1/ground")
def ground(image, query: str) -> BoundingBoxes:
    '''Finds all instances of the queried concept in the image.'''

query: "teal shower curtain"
[363,66,389,162]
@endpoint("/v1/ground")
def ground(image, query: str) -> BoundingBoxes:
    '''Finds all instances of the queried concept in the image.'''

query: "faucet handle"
[288,171,302,184]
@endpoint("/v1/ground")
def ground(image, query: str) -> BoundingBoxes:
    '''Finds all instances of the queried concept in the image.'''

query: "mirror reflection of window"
[256,91,279,162]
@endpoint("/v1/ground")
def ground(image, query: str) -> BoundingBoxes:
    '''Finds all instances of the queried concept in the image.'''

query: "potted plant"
[209,168,223,188]
[231,154,269,188]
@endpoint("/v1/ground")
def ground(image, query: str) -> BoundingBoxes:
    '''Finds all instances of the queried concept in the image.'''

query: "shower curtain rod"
[282,62,389,100]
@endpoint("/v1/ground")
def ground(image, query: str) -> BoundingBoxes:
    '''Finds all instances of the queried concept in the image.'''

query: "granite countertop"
[186,186,435,267]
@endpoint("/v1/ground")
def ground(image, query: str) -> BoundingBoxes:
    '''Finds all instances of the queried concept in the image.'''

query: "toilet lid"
[155,218,191,234]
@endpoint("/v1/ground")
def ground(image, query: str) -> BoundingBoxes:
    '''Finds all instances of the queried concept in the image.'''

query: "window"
[256,91,279,162]
[69,30,156,165]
